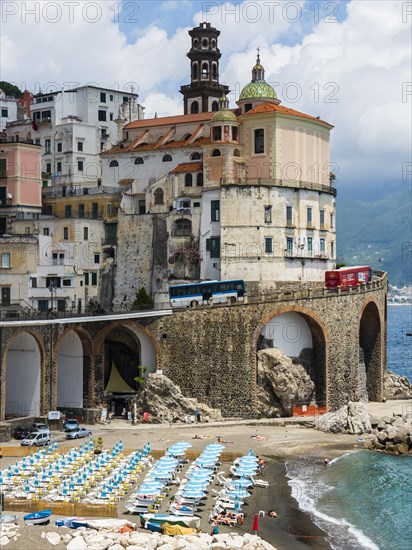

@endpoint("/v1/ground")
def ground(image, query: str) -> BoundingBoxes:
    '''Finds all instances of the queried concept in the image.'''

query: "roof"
[239,81,277,101]
[104,136,211,155]
[170,162,203,174]
[212,110,238,123]
[125,111,214,130]
[242,102,333,127]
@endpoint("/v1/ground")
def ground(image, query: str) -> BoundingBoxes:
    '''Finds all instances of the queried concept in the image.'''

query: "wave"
[286,460,379,550]
[329,451,357,465]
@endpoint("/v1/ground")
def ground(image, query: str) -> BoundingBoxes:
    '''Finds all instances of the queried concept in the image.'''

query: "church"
[101,22,336,307]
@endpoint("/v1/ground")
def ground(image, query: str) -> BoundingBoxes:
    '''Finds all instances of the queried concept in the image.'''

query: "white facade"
[0,91,18,132]
[200,188,221,280]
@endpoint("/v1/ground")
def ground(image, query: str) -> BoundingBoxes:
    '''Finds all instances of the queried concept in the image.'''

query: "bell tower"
[180,22,230,115]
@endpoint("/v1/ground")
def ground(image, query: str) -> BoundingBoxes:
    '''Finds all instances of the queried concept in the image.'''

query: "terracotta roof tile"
[103,137,211,155]
[125,111,214,130]
[242,102,333,127]
[170,162,203,174]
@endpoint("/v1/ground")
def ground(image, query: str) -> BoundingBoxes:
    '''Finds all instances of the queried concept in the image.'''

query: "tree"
[134,365,147,387]
[131,287,154,311]
[0,81,23,98]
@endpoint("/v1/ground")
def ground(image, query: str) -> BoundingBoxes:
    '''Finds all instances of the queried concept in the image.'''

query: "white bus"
[169,280,246,308]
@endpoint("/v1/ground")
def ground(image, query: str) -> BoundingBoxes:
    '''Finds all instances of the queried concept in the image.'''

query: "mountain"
[337,188,412,287]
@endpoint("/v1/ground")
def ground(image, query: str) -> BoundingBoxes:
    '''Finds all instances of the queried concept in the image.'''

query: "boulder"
[257,348,315,416]
[316,401,371,434]
[135,373,222,423]
[384,372,412,399]
[395,443,409,454]
[377,430,388,443]
[0,536,9,547]
[385,442,396,453]
[45,532,61,546]
[369,416,379,428]
[386,425,397,440]
[67,536,87,550]
[373,441,385,450]
[376,420,387,431]
[393,427,408,445]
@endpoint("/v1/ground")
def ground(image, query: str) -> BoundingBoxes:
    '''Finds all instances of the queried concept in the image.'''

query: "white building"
[0,90,18,132]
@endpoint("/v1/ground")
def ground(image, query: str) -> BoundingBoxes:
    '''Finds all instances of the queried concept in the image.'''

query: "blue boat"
[23,509,52,525]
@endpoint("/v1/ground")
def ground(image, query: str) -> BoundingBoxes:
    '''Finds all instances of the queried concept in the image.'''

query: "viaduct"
[0,272,387,424]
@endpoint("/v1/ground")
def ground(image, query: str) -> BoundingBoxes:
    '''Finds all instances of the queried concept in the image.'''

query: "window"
[57,142,62,152]
[173,218,192,235]
[286,237,293,252]
[63,227,68,240]
[139,199,146,214]
[100,92,106,103]
[192,63,198,80]
[46,163,51,174]
[162,154,172,162]
[110,113,113,121]
[307,207,312,225]
[286,206,293,225]
[110,94,113,101]
[232,127,238,141]
[43,227,50,236]
[330,213,334,228]
[265,237,273,253]
[264,206,272,223]
[83,227,88,240]
[206,237,220,258]
[123,96,129,103]
[190,152,201,161]
[307,237,313,251]
[185,173,193,187]
[212,101,219,111]
[91,272,97,286]
[92,203,98,218]
[212,63,217,80]
[78,160,84,171]
[94,254,100,264]
[1,108,8,118]
[213,127,222,141]
[320,238,325,252]
[84,272,89,286]
[98,110,107,121]
[211,200,220,222]
[38,300,48,312]
[57,161,62,172]
[45,139,51,154]
[0,159,6,178]
[211,148,221,157]
[31,277,37,288]
[78,204,85,218]
[1,253,11,268]
[191,101,199,114]
[64,205,72,218]
[135,157,144,165]
[107,203,113,216]
[154,188,164,205]
[201,62,208,79]
[77,141,83,152]
[196,172,203,186]
[254,129,264,154]
[101,129,108,139]
[109,160,119,167]
[63,279,71,287]
[320,209,325,227]
[330,241,334,256]
[35,138,40,145]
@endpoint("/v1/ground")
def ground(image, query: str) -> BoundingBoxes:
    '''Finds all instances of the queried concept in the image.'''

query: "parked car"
[66,427,92,440]
[30,423,50,434]
[21,432,51,447]
[13,426,31,440]
[64,419,79,432]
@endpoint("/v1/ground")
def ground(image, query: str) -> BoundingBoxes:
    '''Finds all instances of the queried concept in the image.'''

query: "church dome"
[211,109,238,123]
[239,81,277,101]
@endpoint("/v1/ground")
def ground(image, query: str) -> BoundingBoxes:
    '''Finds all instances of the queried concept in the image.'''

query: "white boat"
[141,513,200,529]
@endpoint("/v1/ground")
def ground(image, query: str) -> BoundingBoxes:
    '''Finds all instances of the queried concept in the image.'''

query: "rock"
[135,373,222,423]
[41,532,46,539]
[45,532,61,546]
[377,430,388,443]
[373,441,385,450]
[395,443,409,454]
[393,427,408,445]
[211,544,227,550]
[62,534,73,544]
[386,425,397,440]
[67,536,88,550]
[0,536,9,546]
[257,348,315,416]
[376,420,387,431]
[126,546,147,550]
[385,442,396,453]
[128,534,151,546]
[108,545,125,550]
[369,416,379,428]
[384,371,412,399]
[382,416,392,424]
[156,545,175,550]
[316,401,371,434]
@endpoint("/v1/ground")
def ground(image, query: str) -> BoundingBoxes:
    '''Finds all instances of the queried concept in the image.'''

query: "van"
[21,432,51,447]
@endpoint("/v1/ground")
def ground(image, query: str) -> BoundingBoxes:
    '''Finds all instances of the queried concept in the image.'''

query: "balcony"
[285,249,329,260]
[42,186,120,199]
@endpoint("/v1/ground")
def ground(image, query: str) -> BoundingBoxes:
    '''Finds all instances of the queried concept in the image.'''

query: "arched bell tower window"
[191,101,199,114]
[192,63,198,81]
[212,148,221,157]
[185,173,193,187]
[201,63,208,79]
[212,63,217,80]
[232,127,238,141]
[245,103,253,113]
[211,101,219,112]
[154,188,164,205]
[193,38,199,49]
[202,38,208,48]
[211,39,216,49]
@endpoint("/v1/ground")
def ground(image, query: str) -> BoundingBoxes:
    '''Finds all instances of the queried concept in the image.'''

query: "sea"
[286,305,412,550]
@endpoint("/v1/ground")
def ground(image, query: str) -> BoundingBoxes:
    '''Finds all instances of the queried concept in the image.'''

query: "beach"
[1,400,410,549]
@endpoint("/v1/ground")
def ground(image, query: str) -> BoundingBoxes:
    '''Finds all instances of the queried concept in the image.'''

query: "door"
[1,287,10,306]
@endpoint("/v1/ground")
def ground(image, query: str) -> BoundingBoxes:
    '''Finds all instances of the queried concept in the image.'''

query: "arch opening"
[359,302,382,402]
[57,331,84,411]
[6,332,41,418]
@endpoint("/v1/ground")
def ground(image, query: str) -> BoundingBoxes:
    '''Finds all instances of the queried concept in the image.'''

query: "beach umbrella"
[253,513,259,534]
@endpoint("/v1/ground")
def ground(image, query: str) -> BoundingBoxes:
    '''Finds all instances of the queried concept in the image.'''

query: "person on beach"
[258,457,266,476]
[267,510,277,518]
[324,458,329,467]
[210,519,219,535]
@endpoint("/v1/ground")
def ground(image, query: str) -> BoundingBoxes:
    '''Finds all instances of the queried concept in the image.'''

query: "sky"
[1,0,411,200]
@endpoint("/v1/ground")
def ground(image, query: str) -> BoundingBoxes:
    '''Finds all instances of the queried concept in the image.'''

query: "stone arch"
[93,321,160,410]
[359,298,383,402]
[2,330,46,419]
[54,326,94,412]
[253,305,329,411]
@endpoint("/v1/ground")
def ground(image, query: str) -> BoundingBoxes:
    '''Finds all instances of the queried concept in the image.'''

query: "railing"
[223,177,337,196]
[42,186,120,199]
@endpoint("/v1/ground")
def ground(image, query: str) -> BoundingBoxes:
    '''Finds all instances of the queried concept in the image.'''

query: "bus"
[169,280,246,308]
[325,266,372,289]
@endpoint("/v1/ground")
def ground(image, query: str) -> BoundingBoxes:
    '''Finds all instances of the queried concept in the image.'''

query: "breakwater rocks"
[365,412,412,454]
[315,402,371,435]
[42,529,276,549]
[384,371,412,400]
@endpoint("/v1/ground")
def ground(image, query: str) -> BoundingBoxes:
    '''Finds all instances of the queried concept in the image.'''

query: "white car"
[66,427,92,440]
[21,432,51,446]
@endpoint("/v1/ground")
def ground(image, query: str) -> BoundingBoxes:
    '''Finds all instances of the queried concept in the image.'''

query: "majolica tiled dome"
[239,81,277,101]
[211,109,238,123]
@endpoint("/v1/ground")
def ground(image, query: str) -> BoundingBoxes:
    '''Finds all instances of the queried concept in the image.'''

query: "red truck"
[325,266,372,288]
